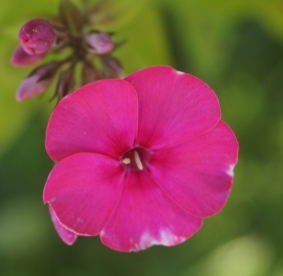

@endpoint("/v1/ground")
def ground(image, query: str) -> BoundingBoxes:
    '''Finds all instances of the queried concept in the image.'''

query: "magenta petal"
[125,66,221,149]
[150,121,238,218]
[100,171,203,252]
[46,79,138,162]
[43,153,125,235]
[49,205,77,245]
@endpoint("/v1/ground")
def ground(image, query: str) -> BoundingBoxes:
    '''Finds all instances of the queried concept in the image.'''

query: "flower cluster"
[43,66,238,251]
[11,0,123,102]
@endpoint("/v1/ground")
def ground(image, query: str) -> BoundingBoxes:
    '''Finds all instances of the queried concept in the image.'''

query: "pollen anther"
[122,157,131,164]
[134,151,143,170]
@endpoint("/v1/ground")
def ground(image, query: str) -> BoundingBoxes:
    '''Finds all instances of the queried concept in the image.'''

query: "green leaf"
[152,0,283,82]
[59,0,82,36]
[88,0,149,30]
[114,2,173,73]
[0,0,58,27]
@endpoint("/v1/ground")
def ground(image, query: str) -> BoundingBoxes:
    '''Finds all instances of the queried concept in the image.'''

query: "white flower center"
[122,157,131,165]
[121,146,152,171]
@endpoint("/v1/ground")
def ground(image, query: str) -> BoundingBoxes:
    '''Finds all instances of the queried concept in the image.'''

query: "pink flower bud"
[18,19,55,55]
[11,46,45,67]
[85,31,114,55]
[16,63,57,101]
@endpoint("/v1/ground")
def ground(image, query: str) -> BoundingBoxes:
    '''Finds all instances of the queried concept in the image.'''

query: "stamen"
[122,157,131,164]
[134,151,143,170]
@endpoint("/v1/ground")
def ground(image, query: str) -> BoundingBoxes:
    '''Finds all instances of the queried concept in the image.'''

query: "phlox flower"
[43,66,238,252]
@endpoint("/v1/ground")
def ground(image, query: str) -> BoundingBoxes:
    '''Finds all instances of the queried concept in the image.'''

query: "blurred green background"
[1,0,283,275]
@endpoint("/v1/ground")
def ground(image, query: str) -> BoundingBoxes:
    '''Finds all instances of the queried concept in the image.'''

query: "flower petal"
[49,205,77,245]
[125,66,221,149]
[150,121,238,218]
[43,153,125,236]
[100,171,203,252]
[46,79,138,162]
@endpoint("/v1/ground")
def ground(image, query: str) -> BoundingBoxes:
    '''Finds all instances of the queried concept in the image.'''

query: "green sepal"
[59,0,82,37]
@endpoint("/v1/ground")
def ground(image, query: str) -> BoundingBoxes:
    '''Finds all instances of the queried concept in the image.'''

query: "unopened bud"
[19,19,55,55]
[86,31,114,55]
[101,56,124,78]
[11,46,45,67]
[16,63,58,101]
[51,68,75,101]
[81,64,101,85]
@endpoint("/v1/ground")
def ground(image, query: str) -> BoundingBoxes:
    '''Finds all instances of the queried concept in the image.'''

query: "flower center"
[121,147,152,171]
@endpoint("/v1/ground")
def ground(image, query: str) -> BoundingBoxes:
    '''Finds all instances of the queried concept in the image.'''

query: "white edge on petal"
[130,230,186,252]
[176,71,184,75]
[49,202,92,237]
[49,205,78,245]
[227,164,236,177]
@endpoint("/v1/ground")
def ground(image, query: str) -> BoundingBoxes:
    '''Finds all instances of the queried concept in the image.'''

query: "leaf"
[87,0,149,30]
[114,2,173,73]
[0,0,58,27]
[152,0,283,82]
[59,0,82,36]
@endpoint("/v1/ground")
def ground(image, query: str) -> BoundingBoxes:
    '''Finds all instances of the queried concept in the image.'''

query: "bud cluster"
[11,0,124,102]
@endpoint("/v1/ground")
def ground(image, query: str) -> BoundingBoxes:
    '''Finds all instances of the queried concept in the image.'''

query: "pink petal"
[43,153,125,235]
[46,79,138,162]
[49,205,77,245]
[100,171,203,252]
[125,66,221,149]
[149,121,238,218]
[11,46,45,67]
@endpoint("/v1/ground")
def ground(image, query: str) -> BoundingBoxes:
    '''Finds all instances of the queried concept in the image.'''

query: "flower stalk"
[11,0,124,102]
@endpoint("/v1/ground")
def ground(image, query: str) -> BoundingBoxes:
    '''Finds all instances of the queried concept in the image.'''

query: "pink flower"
[18,19,55,55]
[43,66,238,252]
[10,46,45,67]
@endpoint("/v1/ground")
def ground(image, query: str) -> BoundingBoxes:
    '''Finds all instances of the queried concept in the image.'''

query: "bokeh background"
[1,0,283,275]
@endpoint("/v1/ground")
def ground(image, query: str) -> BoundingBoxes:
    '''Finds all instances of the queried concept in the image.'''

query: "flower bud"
[18,19,55,55]
[86,31,114,55]
[10,46,45,67]
[101,56,124,78]
[81,64,101,85]
[16,63,58,101]
[51,68,76,102]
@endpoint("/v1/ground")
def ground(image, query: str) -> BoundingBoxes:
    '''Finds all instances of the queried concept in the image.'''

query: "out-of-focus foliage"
[1,0,283,275]
[87,0,149,30]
